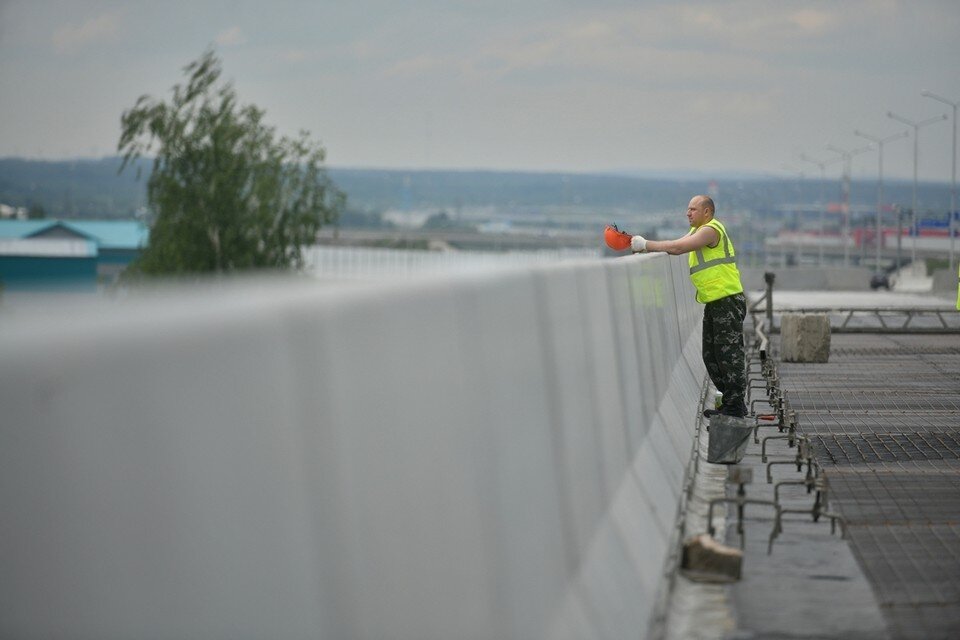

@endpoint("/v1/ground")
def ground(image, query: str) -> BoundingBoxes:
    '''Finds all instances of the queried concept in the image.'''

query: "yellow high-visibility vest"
[687,218,744,304]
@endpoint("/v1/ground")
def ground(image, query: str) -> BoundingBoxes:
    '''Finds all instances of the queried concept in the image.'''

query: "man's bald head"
[695,195,715,216]
[686,195,716,228]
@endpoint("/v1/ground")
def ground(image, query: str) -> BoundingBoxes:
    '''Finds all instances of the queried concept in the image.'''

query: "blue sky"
[1,1,959,181]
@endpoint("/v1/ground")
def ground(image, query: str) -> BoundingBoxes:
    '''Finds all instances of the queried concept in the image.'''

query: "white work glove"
[631,234,647,253]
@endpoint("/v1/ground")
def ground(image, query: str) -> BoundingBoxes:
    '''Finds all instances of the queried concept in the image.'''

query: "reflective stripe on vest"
[687,219,743,303]
[689,228,735,274]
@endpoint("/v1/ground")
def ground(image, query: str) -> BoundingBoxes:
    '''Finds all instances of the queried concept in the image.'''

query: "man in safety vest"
[627,195,747,418]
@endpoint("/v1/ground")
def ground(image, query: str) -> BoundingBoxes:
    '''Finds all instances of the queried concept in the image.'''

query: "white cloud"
[52,11,122,53]
[460,10,773,85]
[7,0,957,177]
[449,3,846,79]
[215,26,247,47]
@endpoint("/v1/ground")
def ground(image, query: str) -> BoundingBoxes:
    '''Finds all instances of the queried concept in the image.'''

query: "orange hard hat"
[604,224,631,251]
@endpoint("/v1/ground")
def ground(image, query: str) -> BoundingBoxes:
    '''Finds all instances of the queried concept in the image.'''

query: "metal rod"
[888,111,948,271]
[855,129,909,274]
[923,92,959,271]
[826,144,873,266]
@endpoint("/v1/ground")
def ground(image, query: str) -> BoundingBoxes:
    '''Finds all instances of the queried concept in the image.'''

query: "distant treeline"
[0,157,954,220]
[0,157,148,219]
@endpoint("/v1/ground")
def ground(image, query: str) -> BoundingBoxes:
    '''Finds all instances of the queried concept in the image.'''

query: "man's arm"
[633,226,718,255]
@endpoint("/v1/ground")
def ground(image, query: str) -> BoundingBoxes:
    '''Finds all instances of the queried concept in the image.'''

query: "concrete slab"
[723,437,890,640]
[662,378,891,640]
[774,333,960,640]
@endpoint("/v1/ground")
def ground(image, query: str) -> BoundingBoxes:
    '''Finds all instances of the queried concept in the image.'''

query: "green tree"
[118,49,343,275]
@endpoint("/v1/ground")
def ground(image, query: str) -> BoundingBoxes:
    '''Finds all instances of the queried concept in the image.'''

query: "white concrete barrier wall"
[304,245,600,281]
[0,253,704,639]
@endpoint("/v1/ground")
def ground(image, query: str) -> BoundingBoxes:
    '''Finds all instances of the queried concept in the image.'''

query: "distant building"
[0,219,149,291]
[0,204,28,220]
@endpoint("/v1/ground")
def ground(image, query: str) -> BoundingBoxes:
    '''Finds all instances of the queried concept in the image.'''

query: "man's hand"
[631,235,648,253]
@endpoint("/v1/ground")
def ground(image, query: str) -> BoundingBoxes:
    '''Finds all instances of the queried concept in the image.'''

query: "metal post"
[953,106,958,271]
[896,206,903,272]
[842,158,850,267]
[922,92,959,271]
[782,164,805,266]
[954,107,958,271]
[888,111,948,272]
[912,127,918,265]
[819,165,825,266]
[800,154,838,267]
[796,207,802,265]
[764,271,775,332]
[877,142,884,271]
[826,145,872,268]
[855,129,909,274]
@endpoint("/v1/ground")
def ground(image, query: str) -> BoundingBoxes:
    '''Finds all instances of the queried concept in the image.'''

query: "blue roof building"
[0,219,149,291]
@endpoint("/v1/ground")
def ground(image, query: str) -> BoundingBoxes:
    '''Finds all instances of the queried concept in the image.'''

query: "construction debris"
[680,534,743,583]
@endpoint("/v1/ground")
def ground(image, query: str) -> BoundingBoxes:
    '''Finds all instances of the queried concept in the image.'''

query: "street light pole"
[826,144,872,267]
[854,129,909,275]
[887,111,948,269]
[781,164,805,266]
[922,91,959,271]
[799,153,841,267]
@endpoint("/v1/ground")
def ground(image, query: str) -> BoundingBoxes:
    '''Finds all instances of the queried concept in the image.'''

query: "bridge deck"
[698,282,960,639]
[778,333,960,639]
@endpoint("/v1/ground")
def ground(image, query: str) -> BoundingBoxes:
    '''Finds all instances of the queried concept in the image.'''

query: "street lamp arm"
[825,144,847,158]
[921,90,960,108]
[887,111,913,127]
[798,153,838,170]
[888,130,910,143]
[921,114,948,127]
[855,129,909,145]
[825,143,872,158]
[888,111,948,128]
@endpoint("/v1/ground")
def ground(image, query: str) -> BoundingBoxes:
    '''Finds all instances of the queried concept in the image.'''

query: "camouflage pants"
[702,293,747,415]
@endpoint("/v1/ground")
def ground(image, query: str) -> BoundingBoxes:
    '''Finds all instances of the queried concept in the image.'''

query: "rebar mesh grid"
[800,411,960,436]
[776,333,960,639]
[814,432,960,464]
[832,345,960,358]
[778,360,960,389]
[848,523,960,640]
[821,462,960,523]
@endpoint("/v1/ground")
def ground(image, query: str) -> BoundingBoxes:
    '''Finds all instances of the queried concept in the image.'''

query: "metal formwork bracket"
[707,495,782,554]
[773,478,809,503]
[752,415,779,444]
[767,459,805,484]
[821,511,848,539]
[760,434,800,463]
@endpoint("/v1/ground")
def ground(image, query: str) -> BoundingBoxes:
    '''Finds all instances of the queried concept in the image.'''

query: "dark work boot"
[720,404,749,418]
